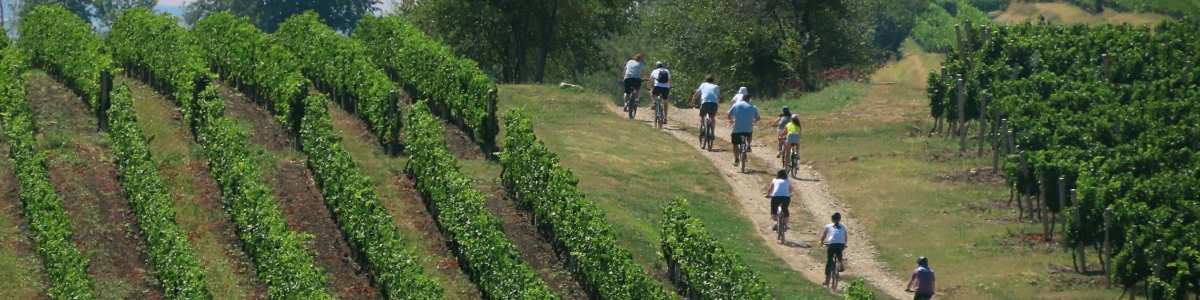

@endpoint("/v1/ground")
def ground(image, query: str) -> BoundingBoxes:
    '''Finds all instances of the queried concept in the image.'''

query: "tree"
[92,0,155,28]
[871,0,929,59]
[410,0,636,83]
[14,0,93,24]
[183,0,376,32]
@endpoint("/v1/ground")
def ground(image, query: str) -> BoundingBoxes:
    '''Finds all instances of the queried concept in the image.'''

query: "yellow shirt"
[785,121,801,135]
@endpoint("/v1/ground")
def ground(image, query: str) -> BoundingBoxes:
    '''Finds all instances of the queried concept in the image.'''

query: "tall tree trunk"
[514,32,528,83]
[533,0,559,84]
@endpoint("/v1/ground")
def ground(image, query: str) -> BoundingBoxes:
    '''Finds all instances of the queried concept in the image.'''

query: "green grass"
[495,84,839,300]
[125,78,257,299]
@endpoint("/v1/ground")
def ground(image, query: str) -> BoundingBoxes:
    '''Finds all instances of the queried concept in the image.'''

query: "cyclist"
[691,75,720,137]
[727,93,760,165]
[621,53,649,111]
[650,62,672,121]
[820,212,848,284]
[781,114,801,167]
[765,169,796,231]
[905,257,936,300]
[731,86,749,103]
[775,106,792,158]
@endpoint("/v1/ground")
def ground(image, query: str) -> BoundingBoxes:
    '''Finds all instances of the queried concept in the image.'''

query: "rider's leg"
[782,143,792,166]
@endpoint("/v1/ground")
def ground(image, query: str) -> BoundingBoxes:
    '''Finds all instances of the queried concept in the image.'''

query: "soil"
[0,149,52,299]
[940,167,1007,186]
[608,103,912,299]
[123,77,268,299]
[392,174,484,299]
[218,83,379,299]
[439,119,485,160]
[28,73,163,298]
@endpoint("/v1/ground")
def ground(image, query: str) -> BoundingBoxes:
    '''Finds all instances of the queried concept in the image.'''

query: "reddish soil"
[218,83,379,299]
[28,73,162,298]
[439,119,485,160]
[477,186,589,298]
[0,149,52,300]
[392,174,484,299]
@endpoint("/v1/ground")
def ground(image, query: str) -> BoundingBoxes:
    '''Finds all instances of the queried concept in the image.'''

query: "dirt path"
[608,103,909,299]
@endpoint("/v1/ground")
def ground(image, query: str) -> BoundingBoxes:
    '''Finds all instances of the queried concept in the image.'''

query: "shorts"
[731,132,751,145]
[770,196,791,218]
[699,102,718,118]
[787,133,800,144]
[652,86,670,99]
[623,78,642,94]
[826,243,846,265]
[913,292,934,300]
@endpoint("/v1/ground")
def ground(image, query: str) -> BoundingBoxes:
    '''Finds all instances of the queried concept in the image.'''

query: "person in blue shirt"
[726,92,760,166]
[691,75,721,135]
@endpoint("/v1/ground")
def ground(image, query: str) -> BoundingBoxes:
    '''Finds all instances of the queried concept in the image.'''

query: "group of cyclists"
[621,53,935,299]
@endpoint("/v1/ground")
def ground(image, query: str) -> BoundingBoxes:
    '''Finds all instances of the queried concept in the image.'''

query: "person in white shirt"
[765,169,797,231]
[649,62,672,119]
[820,212,848,284]
[731,86,749,103]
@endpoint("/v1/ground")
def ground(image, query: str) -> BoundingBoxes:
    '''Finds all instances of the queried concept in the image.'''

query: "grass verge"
[993,2,1171,25]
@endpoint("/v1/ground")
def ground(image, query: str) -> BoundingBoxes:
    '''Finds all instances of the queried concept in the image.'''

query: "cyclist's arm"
[766,182,774,196]
[788,183,796,195]
[691,91,701,107]
[819,229,828,245]
[906,273,917,291]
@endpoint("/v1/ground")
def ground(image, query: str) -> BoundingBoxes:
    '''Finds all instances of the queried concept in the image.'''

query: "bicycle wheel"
[776,209,785,243]
[628,99,636,119]
[740,143,747,173]
[654,100,663,129]
[790,152,799,178]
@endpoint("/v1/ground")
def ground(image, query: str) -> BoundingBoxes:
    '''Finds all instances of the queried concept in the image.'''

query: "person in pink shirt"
[906,256,936,300]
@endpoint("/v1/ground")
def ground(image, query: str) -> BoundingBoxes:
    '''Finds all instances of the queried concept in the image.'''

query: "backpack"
[656,68,670,83]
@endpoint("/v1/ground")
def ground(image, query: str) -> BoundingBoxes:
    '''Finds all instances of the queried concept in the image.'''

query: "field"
[993,2,1171,25]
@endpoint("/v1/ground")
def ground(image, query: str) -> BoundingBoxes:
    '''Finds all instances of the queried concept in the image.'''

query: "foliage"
[660,198,769,299]
[1105,0,1200,19]
[108,9,334,298]
[182,0,377,32]
[0,47,96,299]
[14,0,93,24]
[409,0,635,83]
[872,0,931,58]
[191,11,306,133]
[22,5,212,297]
[964,0,1009,12]
[18,4,112,116]
[273,11,399,144]
[298,94,445,299]
[352,15,498,152]
[193,12,446,298]
[404,101,556,299]
[842,278,875,300]
[105,85,211,298]
[500,110,673,299]
[931,20,1200,298]
[651,0,875,94]
[91,0,155,28]
[913,1,994,53]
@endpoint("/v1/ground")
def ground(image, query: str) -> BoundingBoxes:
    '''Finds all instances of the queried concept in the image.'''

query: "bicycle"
[775,206,786,243]
[627,93,640,119]
[738,134,750,173]
[653,94,666,129]
[699,116,714,151]
[788,147,799,178]
[824,245,842,291]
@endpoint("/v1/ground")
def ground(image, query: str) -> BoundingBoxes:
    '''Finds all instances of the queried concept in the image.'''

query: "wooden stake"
[1105,208,1113,288]
[1074,189,1085,273]
[1058,176,1067,233]
[979,93,989,157]
[957,76,966,152]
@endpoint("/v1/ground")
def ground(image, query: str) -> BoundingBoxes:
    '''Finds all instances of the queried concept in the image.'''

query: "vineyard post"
[1104,208,1113,288]
[1101,54,1110,80]
[487,89,498,154]
[978,92,988,157]
[1020,152,1030,221]
[1058,176,1066,235]
[992,109,1002,173]
[1073,189,1085,273]
[99,69,112,132]
[1038,168,1049,237]
[387,90,400,156]
[956,76,966,152]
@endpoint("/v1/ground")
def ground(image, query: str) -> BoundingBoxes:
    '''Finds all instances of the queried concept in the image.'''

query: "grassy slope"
[750,40,1120,299]
[491,85,839,300]
[0,157,48,299]
[994,2,1171,25]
